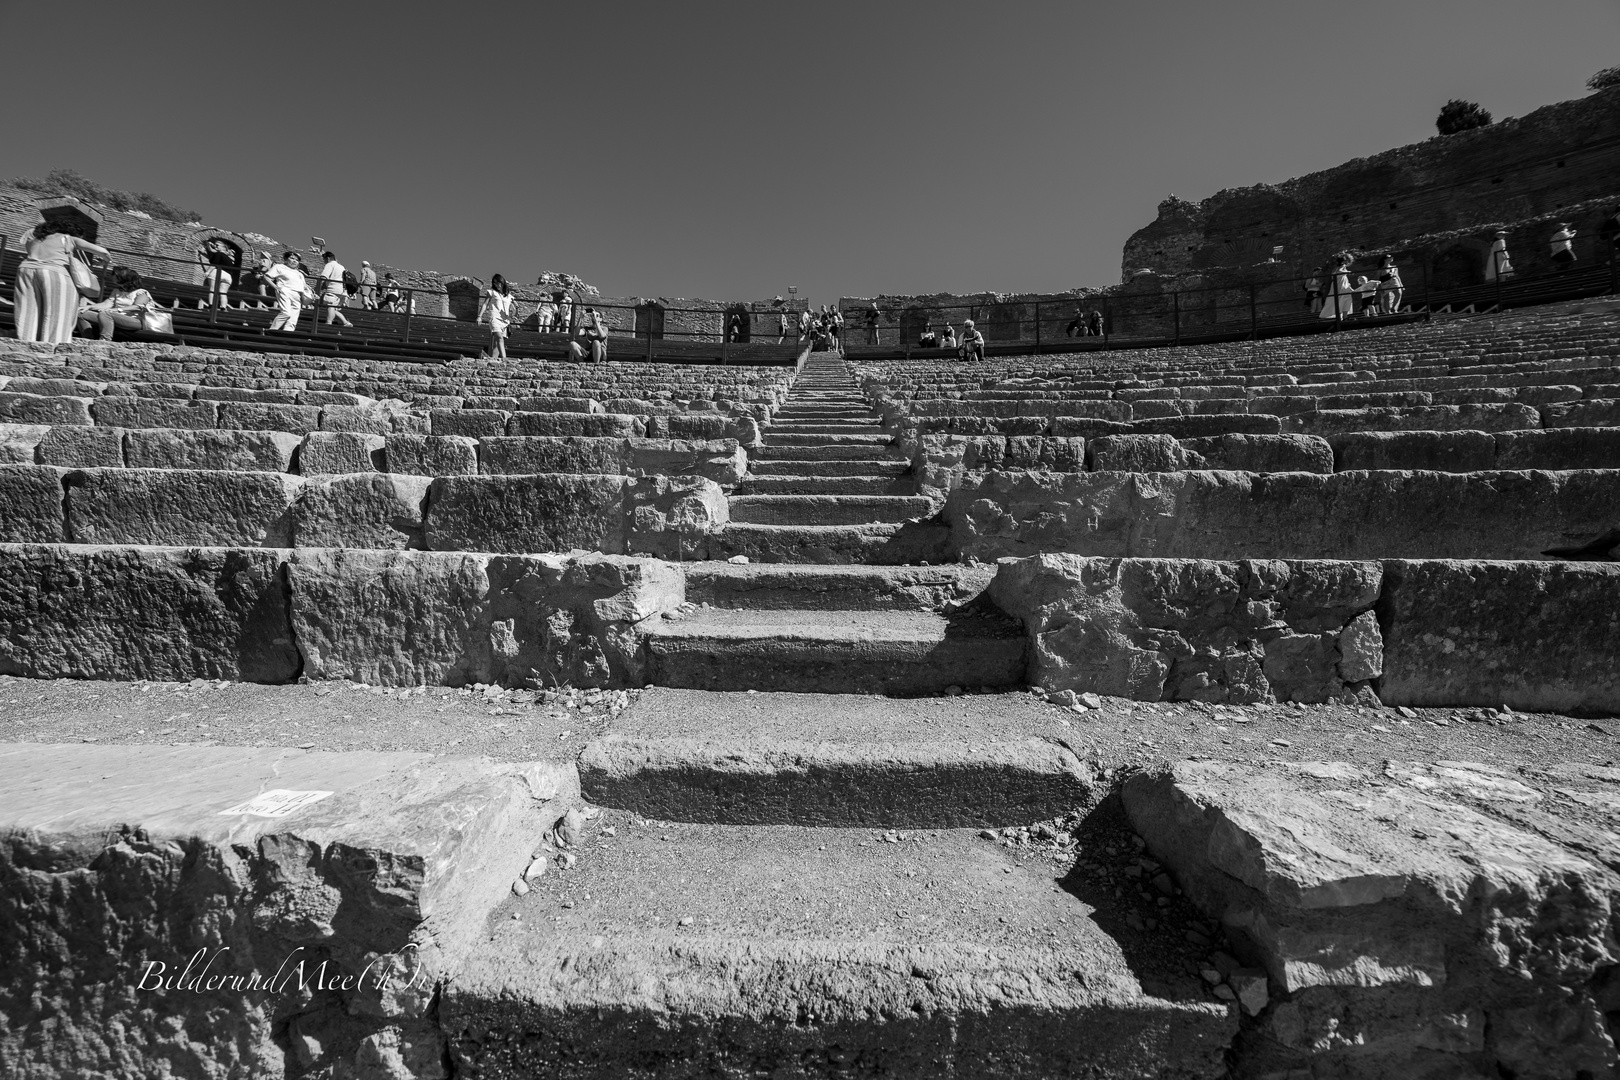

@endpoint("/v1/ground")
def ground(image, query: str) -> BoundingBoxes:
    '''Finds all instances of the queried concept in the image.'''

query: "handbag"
[140,308,175,334]
[67,251,100,300]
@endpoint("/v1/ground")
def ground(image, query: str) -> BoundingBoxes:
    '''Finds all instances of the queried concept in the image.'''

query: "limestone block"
[1513,384,1581,406]
[298,431,386,475]
[0,543,296,681]
[1249,395,1319,416]
[0,741,565,1079]
[65,468,302,547]
[625,475,730,559]
[1542,397,1620,428]
[298,390,374,407]
[987,554,1380,703]
[0,391,93,426]
[1380,559,1620,712]
[660,414,730,441]
[0,464,67,542]
[424,473,633,554]
[1005,436,1085,472]
[431,408,509,438]
[1128,399,1185,420]
[386,434,478,476]
[514,396,601,413]
[1289,403,1541,436]
[1122,760,1616,1078]
[126,381,197,399]
[1493,427,1620,469]
[506,411,645,438]
[35,425,124,468]
[1087,434,1188,472]
[464,396,519,411]
[319,404,393,435]
[216,402,323,435]
[477,436,630,476]
[0,423,48,464]
[294,473,432,550]
[945,471,1136,560]
[1182,434,1334,474]
[288,548,493,684]
[194,385,298,403]
[1328,431,1498,472]
[627,438,747,487]
[1142,472,1334,560]
[126,428,300,472]
[390,410,431,436]
[726,415,763,448]
[4,376,105,396]
[92,397,219,430]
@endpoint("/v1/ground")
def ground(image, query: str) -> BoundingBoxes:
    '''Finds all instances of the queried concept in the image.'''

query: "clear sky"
[3,1,1616,305]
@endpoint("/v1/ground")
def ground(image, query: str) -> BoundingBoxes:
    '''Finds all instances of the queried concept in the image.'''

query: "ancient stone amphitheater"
[3,271,1620,1073]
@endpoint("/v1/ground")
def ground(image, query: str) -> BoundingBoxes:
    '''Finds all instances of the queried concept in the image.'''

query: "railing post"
[1033,300,1041,352]
[1420,253,1432,321]
[402,289,414,342]
[720,312,728,364]
[645,305,654,361]
[1495,249,1504,311]
[1103,297,1111,349]
[1172,290,1180,346]
[1248,283,1257,339]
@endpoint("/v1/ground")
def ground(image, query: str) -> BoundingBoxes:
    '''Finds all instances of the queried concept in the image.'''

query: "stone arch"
[723,303,751,343]
[190,228,247,285]
[444,278,483,322]
[28,196,104,243]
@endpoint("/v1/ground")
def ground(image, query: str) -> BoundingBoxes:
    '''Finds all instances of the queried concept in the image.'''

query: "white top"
[481,290,514,332]
[265,264,308,301]
[319,260,346,294]
[1551,228,1575,255]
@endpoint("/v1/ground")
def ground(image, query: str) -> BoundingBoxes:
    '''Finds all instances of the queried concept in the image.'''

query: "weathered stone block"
[92,397,219,430]
[0,423,48,464]
[297,431,387,475]
[1182,434,1334,473]
[424,473,633,554]
[0,391,93,426]
[506,412,646,438]
[294,473,432,550]
[126,428,301,472]
[627,438,747,487]
[514,396,601,413]
[386,434,478,476]
[0,464,67,542]
[477,436,629,476]
[987,554,1380,703]
[626,476,730,559]
[216,402,323,435]
[35,425,124,468]
[0,543,297,681]
[1494,427,1620,469]
[431,409,508,438]
[660,414,729,441]
[1542,398,1620,428]
[195,385,298,403]
[1380,559,1620,712]
[1088,434,1188,472]
[65,468,302,547]
[1329,431,1497,472]
[319,404,393,435]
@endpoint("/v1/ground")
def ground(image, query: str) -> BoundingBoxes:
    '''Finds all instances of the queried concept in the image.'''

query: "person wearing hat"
[1550,222,1577,271]
[1376,255,1404,314]
[959,318,985,363]
[1485,231,1513,282]
[357,260,378,309]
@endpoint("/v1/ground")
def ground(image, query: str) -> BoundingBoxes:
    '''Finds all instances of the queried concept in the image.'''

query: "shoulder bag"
[67,248,101,299]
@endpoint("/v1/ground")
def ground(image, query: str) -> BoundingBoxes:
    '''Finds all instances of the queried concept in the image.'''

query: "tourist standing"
[479,273,514,359]
[248,251,275,309]
[266,252,311,332]
[1318,256,1354,320]
[1485,231,1513,281]
[865,302,880,345]
[1599,207,1620,263]
[1550,222,1577,271]
[1304,270,1323,314]
[200,252,233,310]
[317,252,354,326]
[13,221,110,344]
[357,261,378,309]
[1376,256,1404,314]
[775,301,790,344]
[830,306,845,355]
[959,318,985,362]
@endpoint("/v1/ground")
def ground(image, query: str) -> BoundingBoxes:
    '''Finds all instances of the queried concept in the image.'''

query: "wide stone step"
[728,494,935,525]
[708,522,952,564]
[748,458,909,477]
[737,474,911,495]
[444,820,1234,1077]
[643,607,1026,695]
[752,443,900,461]
[682,562,994,610]
[765,432,893,447]
[767,421,884,435]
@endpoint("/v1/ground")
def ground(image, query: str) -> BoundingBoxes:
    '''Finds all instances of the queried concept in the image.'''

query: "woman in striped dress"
[14,222,109,343]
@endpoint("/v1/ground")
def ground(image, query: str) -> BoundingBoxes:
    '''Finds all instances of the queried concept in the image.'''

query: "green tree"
[1435,99,1493,136]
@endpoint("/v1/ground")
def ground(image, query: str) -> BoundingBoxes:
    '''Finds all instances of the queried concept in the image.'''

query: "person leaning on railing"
[76,266,157,340]
[13,220,110,343]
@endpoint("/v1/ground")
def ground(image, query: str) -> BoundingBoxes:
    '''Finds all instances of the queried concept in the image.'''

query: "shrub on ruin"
[8,168,202,225]
[1435,99,1493,136]
[1588,66,1620,92]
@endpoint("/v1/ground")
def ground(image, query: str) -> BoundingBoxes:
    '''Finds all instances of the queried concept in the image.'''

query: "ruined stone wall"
[838,290,1113,345]
[1123,87,1620,278]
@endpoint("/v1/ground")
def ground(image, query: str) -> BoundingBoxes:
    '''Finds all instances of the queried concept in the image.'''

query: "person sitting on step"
[959,318,985,362]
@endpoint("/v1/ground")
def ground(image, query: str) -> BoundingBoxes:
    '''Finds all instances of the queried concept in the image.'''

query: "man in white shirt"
[357,260,378,309]
[1550,223,1577,271]
[265,252,310,332]
[318,251,354,326]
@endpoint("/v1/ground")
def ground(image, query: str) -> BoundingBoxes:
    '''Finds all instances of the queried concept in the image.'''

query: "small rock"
[1199,967,1223,985]
[1077,692,1103,709]
[555,808,587,847]
[1396,705,1417,719]
[561,899,574,909]
[558,851,578,870]
[1212,984,1237,1002]
[944,685,963,697]
[601,826,617,837]
[523,857,548,882]
[979,828,998,841]
[1047,689,1079,708]
[1125,912,1146,931]
[679,916,695,926]
[726,555,749,564]
[1151,872,1175,895]
[1229,969,1269,1016]
[511,878,530,897]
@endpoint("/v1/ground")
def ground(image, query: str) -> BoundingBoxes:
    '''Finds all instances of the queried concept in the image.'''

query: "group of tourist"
[774,303,844,354]
[1306,254,1405,319]
[913,318,985,361]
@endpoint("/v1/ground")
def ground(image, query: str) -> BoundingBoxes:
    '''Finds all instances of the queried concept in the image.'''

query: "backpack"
[341,269,359,295]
